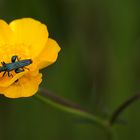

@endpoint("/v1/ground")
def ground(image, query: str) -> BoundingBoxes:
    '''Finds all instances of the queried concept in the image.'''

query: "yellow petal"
[0,71,42,98]
[9,18,48,58]
[0,20,14,45]
[0,71,26,87]
[37,38,61,69]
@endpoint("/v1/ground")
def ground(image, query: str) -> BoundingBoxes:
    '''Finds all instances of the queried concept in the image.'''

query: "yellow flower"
[0,18,61,98]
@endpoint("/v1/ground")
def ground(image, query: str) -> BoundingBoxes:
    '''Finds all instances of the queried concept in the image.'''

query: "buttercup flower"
[0,18,61,98]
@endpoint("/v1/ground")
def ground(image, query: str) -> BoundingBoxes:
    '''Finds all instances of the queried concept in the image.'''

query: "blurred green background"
[0,0,140,139]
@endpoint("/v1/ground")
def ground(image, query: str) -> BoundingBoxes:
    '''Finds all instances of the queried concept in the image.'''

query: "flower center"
[0,43,33,77]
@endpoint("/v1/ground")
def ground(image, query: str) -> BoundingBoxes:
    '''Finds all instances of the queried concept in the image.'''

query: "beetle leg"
[8,72,13,77]
[15,68,24,73]
[17,57,21,61]
[1,62,6,66]
[7,72,10,77]
[24,67,30,71]
[2,71,7,77]
[11,55,18,62]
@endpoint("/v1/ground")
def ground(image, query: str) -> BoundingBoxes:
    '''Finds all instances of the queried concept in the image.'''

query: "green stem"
[107,127,119,140]
[34,89,107,128]
[109,92,140,126]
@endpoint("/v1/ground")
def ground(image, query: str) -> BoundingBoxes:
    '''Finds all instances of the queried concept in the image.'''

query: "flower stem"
[109,92,140,126]
[34,88,107,128]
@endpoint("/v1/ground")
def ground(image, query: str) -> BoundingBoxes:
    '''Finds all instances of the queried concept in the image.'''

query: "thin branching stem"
[34,88,108,128]
[109,92,140,126]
